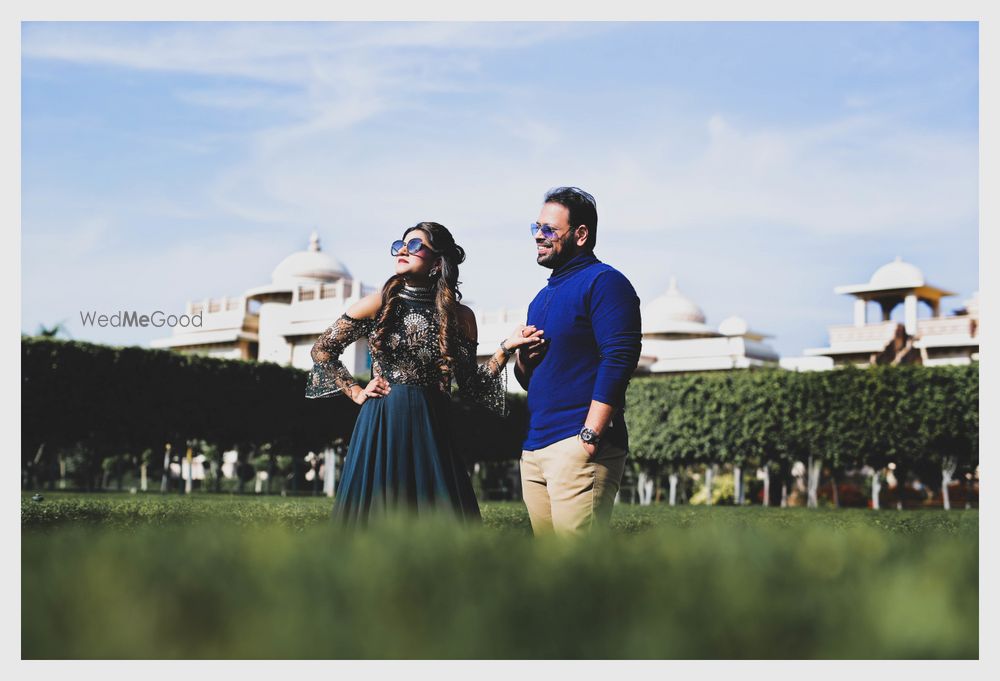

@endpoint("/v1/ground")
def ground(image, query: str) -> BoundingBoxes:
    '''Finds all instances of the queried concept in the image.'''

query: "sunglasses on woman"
[391,238,438,257]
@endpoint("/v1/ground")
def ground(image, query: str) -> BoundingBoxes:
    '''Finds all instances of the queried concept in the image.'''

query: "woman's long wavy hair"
[370,222,466,385]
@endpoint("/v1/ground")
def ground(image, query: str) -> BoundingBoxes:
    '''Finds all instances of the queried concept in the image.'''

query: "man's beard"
[536,243,557,268]
[536,236,575,269]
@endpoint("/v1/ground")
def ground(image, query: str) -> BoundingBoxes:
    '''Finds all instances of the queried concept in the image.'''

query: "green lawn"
[22,492,978,659]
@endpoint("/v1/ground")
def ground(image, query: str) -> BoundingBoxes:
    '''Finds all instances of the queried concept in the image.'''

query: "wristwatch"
[579,427,601,446]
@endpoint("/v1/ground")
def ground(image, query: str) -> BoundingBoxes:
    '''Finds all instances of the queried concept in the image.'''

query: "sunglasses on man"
[390,238,439,257]
[530,222,581,240]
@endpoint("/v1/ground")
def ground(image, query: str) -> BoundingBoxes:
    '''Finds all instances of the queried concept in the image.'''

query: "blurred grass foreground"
[22,494,977,659]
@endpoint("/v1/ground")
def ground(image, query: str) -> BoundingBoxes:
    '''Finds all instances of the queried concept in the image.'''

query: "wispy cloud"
[25,22,974,241]
[21,22,590,85]
[21,22,977,357]
[201,104,976,240]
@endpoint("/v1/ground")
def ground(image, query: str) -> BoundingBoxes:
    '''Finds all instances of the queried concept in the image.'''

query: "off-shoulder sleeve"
[453,334,507,416]
[305,314,375,399]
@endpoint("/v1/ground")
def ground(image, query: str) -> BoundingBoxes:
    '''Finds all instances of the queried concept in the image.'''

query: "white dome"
[869,256,924,289]
[645,277,706,323]
[271,231,350,285]
[643,277,714,336]
[718,316,748,336]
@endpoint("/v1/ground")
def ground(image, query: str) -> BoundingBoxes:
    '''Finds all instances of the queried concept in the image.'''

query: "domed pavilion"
[151,231,376,372]
[803,256,979,367]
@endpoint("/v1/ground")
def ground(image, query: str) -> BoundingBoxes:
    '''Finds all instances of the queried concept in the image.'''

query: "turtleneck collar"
[547,251,599,284]
[399,282,436,303]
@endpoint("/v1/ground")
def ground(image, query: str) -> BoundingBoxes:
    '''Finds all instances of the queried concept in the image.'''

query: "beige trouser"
[520,434,628,536]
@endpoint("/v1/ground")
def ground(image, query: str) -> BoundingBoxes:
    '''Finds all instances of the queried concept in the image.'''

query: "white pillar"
[324,448,337,497]
[854,298,867,327]
[904,294,918,335]
[184,445,193,494]
[160,444,171,493]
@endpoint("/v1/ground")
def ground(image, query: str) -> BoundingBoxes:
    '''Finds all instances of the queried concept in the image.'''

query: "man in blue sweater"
[515,186,642,535]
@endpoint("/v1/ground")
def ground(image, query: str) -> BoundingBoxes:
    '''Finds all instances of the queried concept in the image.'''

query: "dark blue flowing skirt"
[333,384,481,526]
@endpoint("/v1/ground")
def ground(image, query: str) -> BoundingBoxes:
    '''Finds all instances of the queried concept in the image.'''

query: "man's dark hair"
[544,186,598,250]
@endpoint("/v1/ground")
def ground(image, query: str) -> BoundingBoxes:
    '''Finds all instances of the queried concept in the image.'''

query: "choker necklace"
[400,283,436,302]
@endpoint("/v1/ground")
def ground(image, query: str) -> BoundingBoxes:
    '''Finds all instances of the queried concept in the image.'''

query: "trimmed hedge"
[626,365,978,481]
[22,337,978,491]
[21,336,525,490]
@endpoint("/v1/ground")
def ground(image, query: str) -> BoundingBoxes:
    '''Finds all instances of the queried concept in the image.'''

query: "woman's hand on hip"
[355,376,391,404]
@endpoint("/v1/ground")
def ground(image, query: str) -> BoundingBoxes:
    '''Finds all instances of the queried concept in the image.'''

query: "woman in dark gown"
[304,222,544,526]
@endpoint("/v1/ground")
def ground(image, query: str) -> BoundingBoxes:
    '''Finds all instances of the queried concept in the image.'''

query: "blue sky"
[21,21,979,357]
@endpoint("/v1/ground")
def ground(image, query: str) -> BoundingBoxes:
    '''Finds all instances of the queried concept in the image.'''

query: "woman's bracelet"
[488,351,509,374]
[499,338,513,357]
[486,344,512,374]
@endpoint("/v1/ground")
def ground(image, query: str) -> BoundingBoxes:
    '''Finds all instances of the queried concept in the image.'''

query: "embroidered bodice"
[305,287,507,415]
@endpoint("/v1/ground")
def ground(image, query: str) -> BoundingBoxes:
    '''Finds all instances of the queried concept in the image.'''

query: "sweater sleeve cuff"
[591,390,625,408]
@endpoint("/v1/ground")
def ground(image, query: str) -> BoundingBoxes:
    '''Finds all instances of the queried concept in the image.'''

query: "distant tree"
[33,322,71,339]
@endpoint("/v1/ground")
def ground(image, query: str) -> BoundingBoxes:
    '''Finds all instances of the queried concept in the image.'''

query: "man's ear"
[575,225,589,248]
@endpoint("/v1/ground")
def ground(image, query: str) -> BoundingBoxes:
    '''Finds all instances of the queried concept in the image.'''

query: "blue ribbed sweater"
[522,252,642,451]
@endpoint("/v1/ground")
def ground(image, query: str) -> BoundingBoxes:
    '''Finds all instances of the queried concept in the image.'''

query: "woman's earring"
[430,267,440,278]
